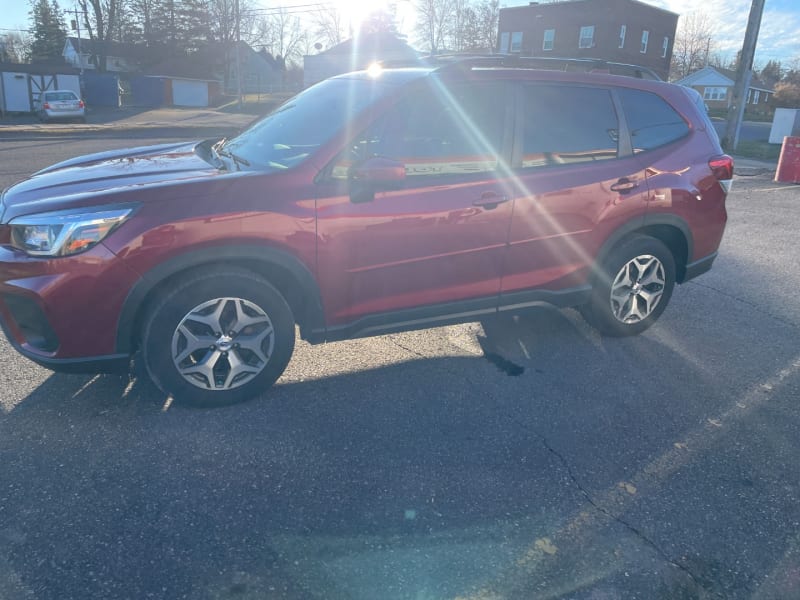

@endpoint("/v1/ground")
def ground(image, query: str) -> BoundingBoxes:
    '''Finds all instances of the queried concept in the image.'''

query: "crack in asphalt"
[385,336,431,361]
[539,436,722,598]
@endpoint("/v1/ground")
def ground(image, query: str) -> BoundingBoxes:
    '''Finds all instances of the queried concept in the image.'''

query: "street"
[0,134,799,599]
[712,119,772,143]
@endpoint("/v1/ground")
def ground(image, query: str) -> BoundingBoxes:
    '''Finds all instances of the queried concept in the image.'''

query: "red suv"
[0,60,732,406]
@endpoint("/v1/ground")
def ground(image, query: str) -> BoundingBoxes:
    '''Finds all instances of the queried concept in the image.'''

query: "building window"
[753,90,760,104]
[747,89,753,104]
[543,29,555,51]
[641,30,649,53]
[619,25,626,48]
[500,32,510,54]
[662,37,669,58]
[510,31,523,53]
[579,26,595,49]
[703,87,726,101]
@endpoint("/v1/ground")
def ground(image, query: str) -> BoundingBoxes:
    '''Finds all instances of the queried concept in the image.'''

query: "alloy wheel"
[170,297,275,390]
[609,254,666,324]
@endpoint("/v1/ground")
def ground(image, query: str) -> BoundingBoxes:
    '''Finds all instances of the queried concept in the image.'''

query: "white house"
[674,65,774,112]
[0,62,80,113]
[62,37,140,72]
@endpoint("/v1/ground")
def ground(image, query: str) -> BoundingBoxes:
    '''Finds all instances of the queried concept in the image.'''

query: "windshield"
[220,77,392,171]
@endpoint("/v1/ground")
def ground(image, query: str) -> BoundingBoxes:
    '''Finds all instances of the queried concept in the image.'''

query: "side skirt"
[312,285,592,344]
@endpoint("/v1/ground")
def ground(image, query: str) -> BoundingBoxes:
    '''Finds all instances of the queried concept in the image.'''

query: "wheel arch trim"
[115,244,325,355]
[596,214,693,276]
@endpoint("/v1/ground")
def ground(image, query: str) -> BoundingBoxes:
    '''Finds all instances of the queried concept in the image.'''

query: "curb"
[0,124,246,138]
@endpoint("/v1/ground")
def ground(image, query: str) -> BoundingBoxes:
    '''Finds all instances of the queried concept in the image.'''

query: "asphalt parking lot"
[0,135,798,599]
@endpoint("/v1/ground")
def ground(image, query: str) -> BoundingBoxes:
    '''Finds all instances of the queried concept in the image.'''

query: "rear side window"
[520,85,619,169]
[618,88,689,152]
[45,92,78,101]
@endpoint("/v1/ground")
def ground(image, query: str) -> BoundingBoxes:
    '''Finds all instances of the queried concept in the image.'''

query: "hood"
[1,142,226,221]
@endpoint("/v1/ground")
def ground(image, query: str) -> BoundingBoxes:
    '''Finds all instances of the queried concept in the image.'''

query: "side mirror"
[349,157,406,204]
[351,156,405,185]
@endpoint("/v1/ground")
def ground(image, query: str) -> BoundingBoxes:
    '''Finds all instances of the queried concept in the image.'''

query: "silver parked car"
[35,90,86,123]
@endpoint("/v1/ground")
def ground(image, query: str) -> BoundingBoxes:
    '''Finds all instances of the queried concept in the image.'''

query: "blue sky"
[2,1,798,67]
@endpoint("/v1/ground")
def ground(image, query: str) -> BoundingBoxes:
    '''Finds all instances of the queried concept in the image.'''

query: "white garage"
[0,63,82,113]
[171,78,210,107]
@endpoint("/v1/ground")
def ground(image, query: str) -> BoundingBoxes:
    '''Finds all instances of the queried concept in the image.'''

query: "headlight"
[9,206,135,257]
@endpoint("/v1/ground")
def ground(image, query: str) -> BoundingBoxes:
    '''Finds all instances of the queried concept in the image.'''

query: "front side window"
[619,25,626,48]
[618,88,689,152]
[641,30,649,53]
[330,83,506,180]
[543,29,555,51]
[579,26,595,49]
[519,85,619,169]
[510,31,523,53]
[223,77,390,171]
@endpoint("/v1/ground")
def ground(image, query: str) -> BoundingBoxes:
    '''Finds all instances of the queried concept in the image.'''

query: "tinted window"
[520,85,619,169]
[332,83,506,179]
[618,88,689,152]
[45,92,78,101]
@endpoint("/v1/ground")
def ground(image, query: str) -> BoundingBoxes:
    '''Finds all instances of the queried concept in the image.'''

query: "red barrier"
[775,136,800,183]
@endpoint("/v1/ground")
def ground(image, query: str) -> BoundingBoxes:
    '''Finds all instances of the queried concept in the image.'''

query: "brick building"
[497,0,679,80]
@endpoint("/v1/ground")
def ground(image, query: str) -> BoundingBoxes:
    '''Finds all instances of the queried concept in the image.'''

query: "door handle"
[472,192,509,210]
[610,178,638,193]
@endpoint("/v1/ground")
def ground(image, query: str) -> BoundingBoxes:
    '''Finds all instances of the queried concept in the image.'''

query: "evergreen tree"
[29,0,67,62]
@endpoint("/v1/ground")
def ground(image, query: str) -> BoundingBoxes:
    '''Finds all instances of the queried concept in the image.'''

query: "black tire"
[581,235,676,337]
[141,267,295,407]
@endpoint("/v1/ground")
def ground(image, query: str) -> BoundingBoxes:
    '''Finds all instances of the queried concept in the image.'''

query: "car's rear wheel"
[581,235,675,337]
[141,267,295,407]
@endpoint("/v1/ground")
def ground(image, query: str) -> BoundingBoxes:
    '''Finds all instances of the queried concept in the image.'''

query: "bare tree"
[252,7,306,66]
[416,0,455,54]
[475,0,499,51]
[0,31,30,63]
[670,11,715,80]
[313,6,347,49]
[77,0,122,71]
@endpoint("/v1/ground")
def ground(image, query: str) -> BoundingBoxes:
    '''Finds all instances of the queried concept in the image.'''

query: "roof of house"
[0,61,79,75]
[314,32,419,60]
[145,42,280,79]
[674,65,775,93]
[65,37,151,61]
[501,0,678,17]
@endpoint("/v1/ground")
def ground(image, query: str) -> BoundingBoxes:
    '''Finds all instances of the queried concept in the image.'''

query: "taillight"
[78,100,85,108]
[709,154,734,194]
[42,102,50,109]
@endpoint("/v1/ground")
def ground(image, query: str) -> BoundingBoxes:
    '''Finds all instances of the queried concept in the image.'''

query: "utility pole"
[235,0,243,110]
[723,0,766,152]
[66,6,85,76]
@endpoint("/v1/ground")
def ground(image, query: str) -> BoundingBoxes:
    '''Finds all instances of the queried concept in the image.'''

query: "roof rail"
[421,54,662,81]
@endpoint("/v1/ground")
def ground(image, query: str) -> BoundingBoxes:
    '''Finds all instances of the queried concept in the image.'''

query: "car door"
[315,80,515,330]
[500,83,652,305]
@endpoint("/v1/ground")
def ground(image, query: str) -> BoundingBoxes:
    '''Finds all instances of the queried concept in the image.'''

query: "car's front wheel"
[141,267,295,407]
[581,235,676,337]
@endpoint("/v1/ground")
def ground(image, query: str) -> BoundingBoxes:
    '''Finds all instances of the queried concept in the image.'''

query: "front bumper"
[0,242,142,371]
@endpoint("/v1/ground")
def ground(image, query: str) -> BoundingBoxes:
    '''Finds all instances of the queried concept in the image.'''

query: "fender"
[114,244,326,354]
[595,214,693,274]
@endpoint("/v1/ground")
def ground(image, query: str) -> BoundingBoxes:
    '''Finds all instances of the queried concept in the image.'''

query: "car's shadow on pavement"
[2,305,799,599]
